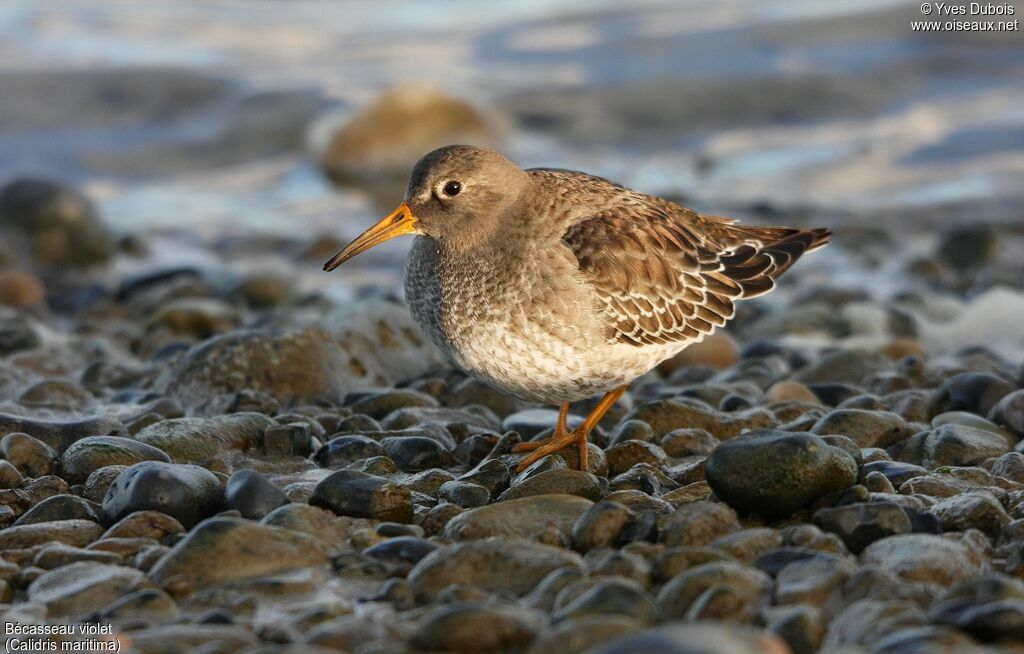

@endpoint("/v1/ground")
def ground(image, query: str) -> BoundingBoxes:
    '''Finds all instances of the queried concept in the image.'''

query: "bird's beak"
[323,202,418,271]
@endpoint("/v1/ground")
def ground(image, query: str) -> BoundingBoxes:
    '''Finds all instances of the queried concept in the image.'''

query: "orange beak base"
[323,203,418,271]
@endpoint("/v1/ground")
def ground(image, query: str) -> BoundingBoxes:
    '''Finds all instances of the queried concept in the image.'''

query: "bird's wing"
[562,200,831,346]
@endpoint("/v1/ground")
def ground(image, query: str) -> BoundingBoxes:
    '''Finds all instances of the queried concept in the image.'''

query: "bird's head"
[324,145,529,271]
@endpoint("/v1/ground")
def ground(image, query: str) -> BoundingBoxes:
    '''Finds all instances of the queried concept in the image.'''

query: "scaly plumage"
[326,145,830,471]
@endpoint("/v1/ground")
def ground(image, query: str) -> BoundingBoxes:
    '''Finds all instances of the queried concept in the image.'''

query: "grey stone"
[59,436,170,484]
[28,562,147,618]
[810,409,910,448]
[148,517,331,587]
[705,430,858,519]
[409,537,583,600]
[443,494,593,541]
[411,602,544,652]
[133,412,273,463]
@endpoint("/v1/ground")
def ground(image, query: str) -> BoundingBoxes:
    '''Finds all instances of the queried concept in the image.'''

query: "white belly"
[405,237,691,404]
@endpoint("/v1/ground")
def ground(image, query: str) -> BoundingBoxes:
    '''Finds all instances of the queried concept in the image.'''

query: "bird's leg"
[512,403,571,451]
[512,386,625,473]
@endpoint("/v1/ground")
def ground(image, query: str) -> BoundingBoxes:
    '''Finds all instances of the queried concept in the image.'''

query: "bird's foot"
[511,386,626,473]
[512,427,590,473]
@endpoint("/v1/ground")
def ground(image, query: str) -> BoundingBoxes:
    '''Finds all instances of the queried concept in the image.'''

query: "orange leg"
[512,386,625,473]
[513,403,570,451]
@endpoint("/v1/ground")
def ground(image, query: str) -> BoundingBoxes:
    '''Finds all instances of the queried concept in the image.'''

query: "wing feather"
[563,201,830,346]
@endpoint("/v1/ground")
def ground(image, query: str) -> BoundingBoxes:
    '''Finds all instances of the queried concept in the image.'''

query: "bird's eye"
[442,181,462,197]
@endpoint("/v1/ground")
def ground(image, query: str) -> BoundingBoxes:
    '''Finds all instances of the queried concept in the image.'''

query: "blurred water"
[0,0,1022,240]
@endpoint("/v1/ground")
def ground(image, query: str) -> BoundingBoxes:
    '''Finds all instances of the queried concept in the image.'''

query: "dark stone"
[957,599,1024,643]
[989,390,1024,438]
[345,389,439,419]
[309,470,413,523]
[499,468,604,502]
[408,538,583,600]
[797,349,892,386]
[437,480,491,508]
[364,536,439,568]
[223,470,289,520]
[0,177,114,269]
[410,602,542,652]
[0,413,125,454]
[0,432,56,478]
[924,423,1011,467]
[810,409,910,448]
[938,223,999,270]
[315,434,386,467]
[101,461,223,528]
[381,436,454,472]
[705,430,858,519]
[263,423,311,457]
[554,578,654,622]
[133,412,273,463]
[13,494,99,526]
[753,547,843,577]
[812,501,912,553]
[860,460,928,486]
[807,383,864,407]
[459,458,510,496]
[571,501,634,551]
[932,372,1014,417]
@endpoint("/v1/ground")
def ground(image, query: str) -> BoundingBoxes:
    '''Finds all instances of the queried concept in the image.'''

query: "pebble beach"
[1,1,1024,653]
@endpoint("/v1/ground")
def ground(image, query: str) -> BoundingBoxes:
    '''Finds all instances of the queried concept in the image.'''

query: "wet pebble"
[931,490,1010,537]
[443,494,593,541]
[437,480,491,508]
[812,501,912,553]
[989,389,1024,438]
[625,399,775,439]
[500,468,603,502]
[101,461,223,528]
[0,432,56,477]
[705,430,858,519]
[0,519,103,549]
[408,538,583,600]
[59,436,171,484]
[13,494,99,526]
[381,435,454,472]
[554,577,654,622]
[923,423,1011,468]
[310,469,413,523]
[654,560,772,621]
[931,371,1013,417]
[0,177,115,269]
[223,469,290,519]
[660,428,719,457]
[411,602,543,653]
[314,434,385,467]
[572,501,634,552]
[810,409,911,448]
[860,533,984,586]
[28,562,146,618]
[133,412,273,463]
[148,517,330,588]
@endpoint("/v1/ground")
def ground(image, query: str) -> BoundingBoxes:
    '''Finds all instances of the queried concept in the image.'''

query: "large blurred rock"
[0,178,115,270]
[148,517,331,588]
[314,85,496,185]
[161,299,443,414]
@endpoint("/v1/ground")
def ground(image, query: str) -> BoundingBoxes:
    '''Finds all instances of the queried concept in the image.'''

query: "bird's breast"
[403,237,621,401]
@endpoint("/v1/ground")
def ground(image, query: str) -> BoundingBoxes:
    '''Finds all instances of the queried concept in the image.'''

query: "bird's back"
[404,167,830,402]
